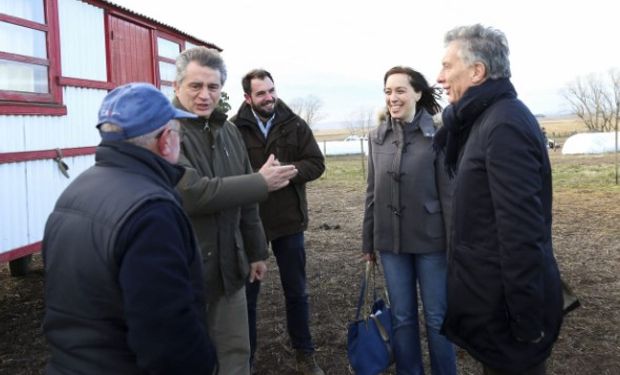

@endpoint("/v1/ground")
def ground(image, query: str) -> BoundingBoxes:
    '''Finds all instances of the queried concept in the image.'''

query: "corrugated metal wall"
[27,156,96,246]
[26,87,106,150]
[1,0,201,255]
[0,87,106,153]
[0,115,29,153]
[1,155,95,251]
[1,0,110,257]
[0,162,28,251]
[58,0,107,81]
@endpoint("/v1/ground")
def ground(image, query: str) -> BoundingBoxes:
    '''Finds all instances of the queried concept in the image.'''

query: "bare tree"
[563,69,620,132]
[346,106,376,136]
[289,95,326,128]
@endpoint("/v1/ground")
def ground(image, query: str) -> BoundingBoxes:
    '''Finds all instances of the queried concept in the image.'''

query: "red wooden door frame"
[107,14,155,86]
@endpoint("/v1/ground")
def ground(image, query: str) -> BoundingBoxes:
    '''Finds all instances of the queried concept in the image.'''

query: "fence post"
[360,138,366,180]
[323,140,328,179]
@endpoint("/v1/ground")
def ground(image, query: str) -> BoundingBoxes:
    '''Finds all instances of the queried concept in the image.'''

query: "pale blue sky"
[113,0,618,124]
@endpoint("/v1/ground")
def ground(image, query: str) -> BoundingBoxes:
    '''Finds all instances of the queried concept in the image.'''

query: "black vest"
[42,143,203,375]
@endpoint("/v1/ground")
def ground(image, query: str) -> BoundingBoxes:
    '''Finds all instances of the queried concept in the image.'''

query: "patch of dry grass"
[539,116,588,136]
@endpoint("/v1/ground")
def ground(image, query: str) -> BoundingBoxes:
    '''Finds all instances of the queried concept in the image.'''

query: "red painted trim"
[0,91,54,103]
[159,56,176,64]
[103,10,112,84]
[0,103,66,116]
[0,0,64,108]
[157,30,184,45]
[107,8,154,29]
[0,51,49,66]
[58,76,115,90]
[46,0,63,106]
[0,242,41,263]
[0,146,96,164]
[149,29,158,84]
[0,13,48,31]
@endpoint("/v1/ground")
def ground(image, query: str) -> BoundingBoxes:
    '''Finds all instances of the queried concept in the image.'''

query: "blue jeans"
[380,251,456,375]
[247,232,314,362]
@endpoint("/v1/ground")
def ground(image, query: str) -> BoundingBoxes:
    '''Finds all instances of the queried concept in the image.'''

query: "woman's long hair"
[383,66,442,115]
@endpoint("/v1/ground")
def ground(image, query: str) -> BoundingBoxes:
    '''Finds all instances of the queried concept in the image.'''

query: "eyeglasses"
[156,126,184,140]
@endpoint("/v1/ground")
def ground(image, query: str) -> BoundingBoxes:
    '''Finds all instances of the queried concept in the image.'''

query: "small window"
[157,37,180,60]
[160,84,174,100]
[0,0,45,23]
[0,0,63,113]
[0,59,49,93]
[0,21,47,58]
[184,40,198,50]
[158,61,176,82]
[156,35,180,100]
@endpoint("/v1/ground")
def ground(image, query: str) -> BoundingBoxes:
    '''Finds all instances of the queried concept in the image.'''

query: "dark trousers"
[483,360,546,375]
[246,232,314,362]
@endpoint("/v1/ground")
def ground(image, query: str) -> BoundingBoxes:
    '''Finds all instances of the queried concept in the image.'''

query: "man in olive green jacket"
[173,47,297,375]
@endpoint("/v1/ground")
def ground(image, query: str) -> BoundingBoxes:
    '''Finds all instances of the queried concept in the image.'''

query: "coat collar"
[172,96,228,128]
[232,99,298,129]
[375,108,436,145]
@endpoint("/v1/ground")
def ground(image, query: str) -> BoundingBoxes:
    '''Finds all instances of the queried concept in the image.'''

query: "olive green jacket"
[174,99,269,301]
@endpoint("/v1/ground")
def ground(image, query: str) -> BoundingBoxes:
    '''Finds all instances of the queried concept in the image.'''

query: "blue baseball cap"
[96,83,197,141]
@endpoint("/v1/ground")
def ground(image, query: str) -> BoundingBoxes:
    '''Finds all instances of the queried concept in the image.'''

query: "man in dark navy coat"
[434,24,563,375]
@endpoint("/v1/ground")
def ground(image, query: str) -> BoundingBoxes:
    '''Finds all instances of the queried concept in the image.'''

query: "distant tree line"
[289,95,325,128]
[563,68,619,132]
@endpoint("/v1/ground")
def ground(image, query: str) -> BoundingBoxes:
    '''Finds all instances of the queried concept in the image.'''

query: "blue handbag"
[347,261,394,375]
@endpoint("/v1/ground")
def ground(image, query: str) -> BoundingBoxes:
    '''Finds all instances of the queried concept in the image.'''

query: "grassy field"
[316,151,620,194]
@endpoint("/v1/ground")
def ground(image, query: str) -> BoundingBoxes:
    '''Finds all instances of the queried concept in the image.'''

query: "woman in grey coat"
[362,66,456,375]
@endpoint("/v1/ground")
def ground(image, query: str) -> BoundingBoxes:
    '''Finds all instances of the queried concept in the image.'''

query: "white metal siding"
[23,87,106,151]
[0,162,28,251]
[1,155,95,254]
[1,88,105,153]
[58,0,107,81]
[0,115,28,153]
[1,86,105,254]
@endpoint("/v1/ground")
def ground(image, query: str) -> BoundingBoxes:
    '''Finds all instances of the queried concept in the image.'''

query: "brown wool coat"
[231,100,325,241]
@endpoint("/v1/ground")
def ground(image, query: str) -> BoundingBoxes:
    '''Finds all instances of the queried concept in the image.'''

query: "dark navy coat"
[442,87,563,372]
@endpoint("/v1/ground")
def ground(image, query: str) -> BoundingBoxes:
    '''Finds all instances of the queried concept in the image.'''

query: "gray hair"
[99,123,163,147]
[175,47,227,85]
[444,24,511,79]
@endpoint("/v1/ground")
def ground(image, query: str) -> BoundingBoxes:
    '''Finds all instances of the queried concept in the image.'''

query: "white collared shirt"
[252,109,276,138]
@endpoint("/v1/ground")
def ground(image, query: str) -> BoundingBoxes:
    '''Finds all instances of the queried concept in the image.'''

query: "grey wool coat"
[362,108,453,255]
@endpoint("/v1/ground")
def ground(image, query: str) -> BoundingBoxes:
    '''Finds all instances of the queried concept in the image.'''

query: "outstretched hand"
[259,154,298,192]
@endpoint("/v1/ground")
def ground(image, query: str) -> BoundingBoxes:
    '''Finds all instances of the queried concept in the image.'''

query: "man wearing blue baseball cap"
[42,83,217,375]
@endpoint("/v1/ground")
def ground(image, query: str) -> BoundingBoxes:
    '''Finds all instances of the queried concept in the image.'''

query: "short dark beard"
[251,100,275,120]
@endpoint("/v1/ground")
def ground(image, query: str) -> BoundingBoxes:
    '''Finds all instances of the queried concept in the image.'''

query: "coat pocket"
[424,200,444,238]
[234,230,250,279]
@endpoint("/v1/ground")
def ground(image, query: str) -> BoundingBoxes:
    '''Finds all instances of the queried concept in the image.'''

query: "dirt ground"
[1,154,619,375]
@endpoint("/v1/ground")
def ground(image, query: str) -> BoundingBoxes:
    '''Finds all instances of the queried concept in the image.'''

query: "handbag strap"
[369,260,390,307]
[354,261,373,320]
